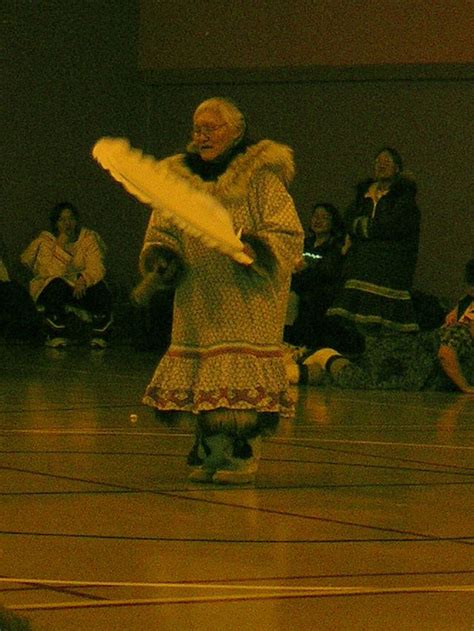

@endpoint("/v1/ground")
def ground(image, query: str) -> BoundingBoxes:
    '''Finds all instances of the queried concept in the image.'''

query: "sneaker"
[45,315,66,331]
[90,337,107,349]
[91,314,113,334]
[45,336,68,348]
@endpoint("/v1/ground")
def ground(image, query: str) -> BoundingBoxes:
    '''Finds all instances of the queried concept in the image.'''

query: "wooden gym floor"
[1,340,473,630]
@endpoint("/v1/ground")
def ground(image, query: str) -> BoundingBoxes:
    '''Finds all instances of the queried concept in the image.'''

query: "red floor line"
[10,587,474,613]
[274,440,474,472]
[1,464,472,544]
[2,530,473,545]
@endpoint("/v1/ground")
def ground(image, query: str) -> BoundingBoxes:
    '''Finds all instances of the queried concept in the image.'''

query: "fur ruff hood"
[162,140,295,204]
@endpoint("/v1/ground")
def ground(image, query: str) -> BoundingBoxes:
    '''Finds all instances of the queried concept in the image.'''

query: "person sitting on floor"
[436,258,474,394]
[20,201,113,348]
[0,232,41,343]
[286,259,474,395]
[286,202,352,350]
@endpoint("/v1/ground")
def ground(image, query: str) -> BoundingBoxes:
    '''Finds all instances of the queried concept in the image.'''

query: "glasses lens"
[193,124,225,136]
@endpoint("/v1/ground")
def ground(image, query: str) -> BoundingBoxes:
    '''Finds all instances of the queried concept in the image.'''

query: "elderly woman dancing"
[95,97,303,484]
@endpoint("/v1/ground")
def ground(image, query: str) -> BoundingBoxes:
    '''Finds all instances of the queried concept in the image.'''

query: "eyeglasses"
[192,123,227,137]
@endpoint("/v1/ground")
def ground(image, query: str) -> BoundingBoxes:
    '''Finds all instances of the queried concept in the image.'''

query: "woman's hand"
[131,252,182,305]
[152,255,181,283]
[293,257,306,273]
[73,276,87,299]
[242,242,256,263]
[56,231,72,250]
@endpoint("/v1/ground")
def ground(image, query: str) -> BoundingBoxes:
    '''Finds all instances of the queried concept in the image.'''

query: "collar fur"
[162,140,294,203]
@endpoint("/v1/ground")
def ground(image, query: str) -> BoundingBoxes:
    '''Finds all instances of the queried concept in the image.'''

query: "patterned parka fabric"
[141,140,304,421]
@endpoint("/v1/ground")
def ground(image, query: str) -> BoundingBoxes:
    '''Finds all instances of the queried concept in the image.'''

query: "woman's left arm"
[437,321,474,394]
[79,230,106,287]
[438,344,474,394]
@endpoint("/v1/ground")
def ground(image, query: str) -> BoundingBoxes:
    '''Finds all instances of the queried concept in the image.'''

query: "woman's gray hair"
[193,97,246,142]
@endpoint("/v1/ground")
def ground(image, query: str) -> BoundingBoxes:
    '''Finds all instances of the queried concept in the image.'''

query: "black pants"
[37,278,112,321]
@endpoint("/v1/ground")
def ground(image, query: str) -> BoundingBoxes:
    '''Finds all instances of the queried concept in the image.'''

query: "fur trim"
[164,140,295,203]
[92,137,253,265]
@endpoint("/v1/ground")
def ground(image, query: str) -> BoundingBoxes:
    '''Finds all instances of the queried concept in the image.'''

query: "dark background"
[2,1,473,302]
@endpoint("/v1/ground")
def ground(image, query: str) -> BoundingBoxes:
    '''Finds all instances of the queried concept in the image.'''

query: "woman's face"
[374,151,399,181]
[192,109,240,162]
[57,208,78,237]
[310,207,332,235]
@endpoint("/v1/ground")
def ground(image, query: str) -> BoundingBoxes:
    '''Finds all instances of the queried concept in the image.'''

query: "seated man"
[286,259,474,395]
[21,202,112,348]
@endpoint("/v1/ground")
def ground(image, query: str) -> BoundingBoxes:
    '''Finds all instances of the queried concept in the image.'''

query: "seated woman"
[286,202,350,348]
[327,147,420,335]
[0,234,41,342]
[436,258,474,394]
[286,259,474,395]
[21,202,112,348]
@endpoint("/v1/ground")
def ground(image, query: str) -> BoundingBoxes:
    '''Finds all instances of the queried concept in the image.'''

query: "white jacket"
[21,227,106,301]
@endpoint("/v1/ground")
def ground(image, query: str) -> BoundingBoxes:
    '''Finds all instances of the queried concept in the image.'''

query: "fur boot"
[188,433,233,483]
[212,436,262,485]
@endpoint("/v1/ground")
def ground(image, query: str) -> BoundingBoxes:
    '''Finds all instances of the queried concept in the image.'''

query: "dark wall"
[2,1,473,305]
[2,1,147,291]
[139,0,474,69]
[138,0,473,303]
[141,67,473,304]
